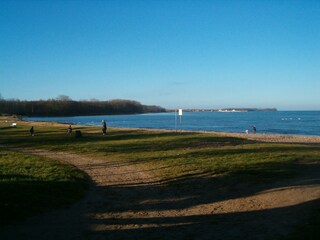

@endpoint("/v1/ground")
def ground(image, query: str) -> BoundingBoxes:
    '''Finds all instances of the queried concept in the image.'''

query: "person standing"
[102,120,107,135]
[252,125,257,134]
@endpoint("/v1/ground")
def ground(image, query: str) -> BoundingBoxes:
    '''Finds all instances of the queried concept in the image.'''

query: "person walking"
[102,120,107,135]
[30,126,34,136]
[67,125,72,135]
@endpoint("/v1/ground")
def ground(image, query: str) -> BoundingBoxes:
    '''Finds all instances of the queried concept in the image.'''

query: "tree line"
[0,97,166,116]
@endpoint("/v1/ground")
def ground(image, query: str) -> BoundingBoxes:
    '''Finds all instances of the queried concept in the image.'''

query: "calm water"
[26,111,320,136]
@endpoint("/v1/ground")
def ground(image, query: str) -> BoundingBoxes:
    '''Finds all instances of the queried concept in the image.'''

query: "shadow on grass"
[0,130,252,153]
[0,179,87,225]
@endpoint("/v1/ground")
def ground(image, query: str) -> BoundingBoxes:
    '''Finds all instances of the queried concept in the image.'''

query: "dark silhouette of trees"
[0,97,166,116]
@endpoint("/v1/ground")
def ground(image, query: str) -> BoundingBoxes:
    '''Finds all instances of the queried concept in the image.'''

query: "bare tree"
[0,97,165,116]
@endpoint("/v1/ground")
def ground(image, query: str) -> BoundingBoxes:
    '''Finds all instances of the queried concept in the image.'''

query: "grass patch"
[0,149,87,225]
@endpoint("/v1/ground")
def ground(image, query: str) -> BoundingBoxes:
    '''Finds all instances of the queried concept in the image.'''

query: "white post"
[178,109,183,132]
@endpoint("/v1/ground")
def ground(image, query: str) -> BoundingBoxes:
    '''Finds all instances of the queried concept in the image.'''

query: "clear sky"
[1,0,320,110]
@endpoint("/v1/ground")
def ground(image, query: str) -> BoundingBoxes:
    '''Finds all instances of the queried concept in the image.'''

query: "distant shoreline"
[166,108,278,112]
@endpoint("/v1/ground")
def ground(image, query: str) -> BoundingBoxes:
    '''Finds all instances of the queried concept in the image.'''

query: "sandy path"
[0,146,319,240]
[0,148,161,240]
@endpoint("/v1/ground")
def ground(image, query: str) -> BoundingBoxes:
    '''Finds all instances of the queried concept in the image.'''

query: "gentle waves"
[26,111,320,136]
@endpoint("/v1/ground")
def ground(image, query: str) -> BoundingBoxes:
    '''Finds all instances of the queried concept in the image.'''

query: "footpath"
[0,147,319,239]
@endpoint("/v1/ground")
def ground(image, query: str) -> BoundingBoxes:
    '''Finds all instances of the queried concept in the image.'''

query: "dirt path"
[1,147,320,240]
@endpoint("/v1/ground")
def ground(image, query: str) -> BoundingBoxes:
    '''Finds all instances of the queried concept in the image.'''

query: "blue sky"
[1,0,320,110]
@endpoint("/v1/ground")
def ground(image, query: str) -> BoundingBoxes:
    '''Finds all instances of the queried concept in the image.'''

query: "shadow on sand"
[80,163,320,240]
[0,161,319,240]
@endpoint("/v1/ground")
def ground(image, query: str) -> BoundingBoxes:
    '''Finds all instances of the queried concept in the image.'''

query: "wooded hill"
[0,98,166,116]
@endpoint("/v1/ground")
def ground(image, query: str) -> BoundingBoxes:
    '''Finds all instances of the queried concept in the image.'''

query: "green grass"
[0,149,87,225]
[1,123,319,186]
[0,121,320,236]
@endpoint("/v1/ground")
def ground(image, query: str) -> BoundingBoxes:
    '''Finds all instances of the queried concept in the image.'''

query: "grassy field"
[0,120,319,238]
[0,149,87,225]
[1,122,319,186]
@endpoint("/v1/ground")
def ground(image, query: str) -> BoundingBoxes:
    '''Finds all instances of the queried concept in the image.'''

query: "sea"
[25,111,320,137]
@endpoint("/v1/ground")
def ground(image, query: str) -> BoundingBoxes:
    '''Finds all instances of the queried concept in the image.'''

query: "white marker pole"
[178,109,183,132]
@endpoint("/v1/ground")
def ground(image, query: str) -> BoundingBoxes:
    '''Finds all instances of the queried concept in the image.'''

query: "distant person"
[245,129,249,134]
[67,125,72,135]
[102,120,107,135]
[252,125,257,134]
[30,126,34,136]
